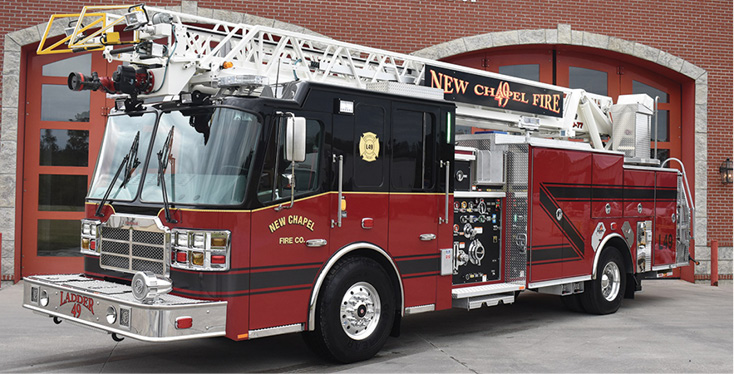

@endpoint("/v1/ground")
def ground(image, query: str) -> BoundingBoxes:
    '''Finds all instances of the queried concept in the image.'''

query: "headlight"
[176,232,188,247]
[106,306,117,324]
[193,233,206,249]
[40,290,49,307]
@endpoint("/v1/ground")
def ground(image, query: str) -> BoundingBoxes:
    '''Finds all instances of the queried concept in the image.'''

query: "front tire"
[580,248,626,314]
[305,257,395,363]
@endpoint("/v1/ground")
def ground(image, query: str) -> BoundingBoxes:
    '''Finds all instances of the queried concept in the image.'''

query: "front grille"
[104,227,130,241]
[133,230,165,244]
[99,215,169,276]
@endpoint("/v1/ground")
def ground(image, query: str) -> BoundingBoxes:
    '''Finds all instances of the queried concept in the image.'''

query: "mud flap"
[624,273,643,299]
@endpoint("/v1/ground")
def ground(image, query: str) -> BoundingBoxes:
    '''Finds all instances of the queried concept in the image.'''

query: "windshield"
[88,112,157,201]
[140,107,261,206]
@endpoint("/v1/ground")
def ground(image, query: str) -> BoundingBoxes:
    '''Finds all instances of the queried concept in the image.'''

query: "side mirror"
[285,116,306,162]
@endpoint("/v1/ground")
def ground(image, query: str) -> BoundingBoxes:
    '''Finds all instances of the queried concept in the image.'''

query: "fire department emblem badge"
[359,132,380,162]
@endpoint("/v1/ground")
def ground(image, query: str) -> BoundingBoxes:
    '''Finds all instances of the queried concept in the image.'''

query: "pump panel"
[452,196,502,284]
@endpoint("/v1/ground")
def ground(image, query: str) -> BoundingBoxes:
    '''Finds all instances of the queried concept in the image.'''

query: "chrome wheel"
[601,261,621,302]
[339,281,381,340]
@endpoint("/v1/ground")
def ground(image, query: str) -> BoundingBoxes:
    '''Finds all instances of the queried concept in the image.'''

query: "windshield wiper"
[95,131,141,217]
[157,127,177,223]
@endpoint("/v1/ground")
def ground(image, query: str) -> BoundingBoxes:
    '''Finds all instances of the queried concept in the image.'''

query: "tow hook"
[689,255,700,266]
[111,333,125,342]
[53,317,62,325]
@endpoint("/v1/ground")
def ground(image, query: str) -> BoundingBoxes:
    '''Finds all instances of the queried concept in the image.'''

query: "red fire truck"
[23,5,694,363]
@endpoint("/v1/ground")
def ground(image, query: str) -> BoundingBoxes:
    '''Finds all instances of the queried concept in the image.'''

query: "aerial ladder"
[39,4,647,156]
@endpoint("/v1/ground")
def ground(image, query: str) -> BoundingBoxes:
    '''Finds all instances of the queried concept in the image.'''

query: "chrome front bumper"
[23,274,227,342]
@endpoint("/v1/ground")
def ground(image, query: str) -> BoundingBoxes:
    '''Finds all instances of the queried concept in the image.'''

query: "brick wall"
[0,0,731,261]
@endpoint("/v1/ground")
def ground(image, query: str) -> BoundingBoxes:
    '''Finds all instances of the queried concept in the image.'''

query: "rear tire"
[305,257,395,363]
[580,248,626,314]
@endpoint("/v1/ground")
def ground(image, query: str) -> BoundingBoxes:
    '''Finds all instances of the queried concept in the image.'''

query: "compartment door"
[653,171,678,267]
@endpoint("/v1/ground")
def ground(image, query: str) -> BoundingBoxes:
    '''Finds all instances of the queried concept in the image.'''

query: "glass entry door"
[21,51,112,276]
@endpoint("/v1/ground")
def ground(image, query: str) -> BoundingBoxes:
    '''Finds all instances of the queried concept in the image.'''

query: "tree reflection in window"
[40,129,89,166]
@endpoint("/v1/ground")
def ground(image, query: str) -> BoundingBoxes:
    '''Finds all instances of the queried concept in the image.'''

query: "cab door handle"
[419,233,436,241]
[306,239,327,247]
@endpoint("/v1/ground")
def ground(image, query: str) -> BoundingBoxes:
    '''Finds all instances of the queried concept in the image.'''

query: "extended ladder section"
[39,4,656,154]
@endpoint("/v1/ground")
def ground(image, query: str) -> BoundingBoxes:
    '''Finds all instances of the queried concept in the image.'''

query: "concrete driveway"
[0,279,731,373]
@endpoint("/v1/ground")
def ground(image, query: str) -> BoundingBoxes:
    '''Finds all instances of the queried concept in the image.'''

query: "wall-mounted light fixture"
[720,158,733,184]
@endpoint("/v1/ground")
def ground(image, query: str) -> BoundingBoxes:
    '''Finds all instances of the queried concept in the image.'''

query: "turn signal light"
[191,252,205,266]
[175,316,193,329]
[211,237,227,247]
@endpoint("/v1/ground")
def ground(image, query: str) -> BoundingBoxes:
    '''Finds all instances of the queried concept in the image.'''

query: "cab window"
[258,118,323,204]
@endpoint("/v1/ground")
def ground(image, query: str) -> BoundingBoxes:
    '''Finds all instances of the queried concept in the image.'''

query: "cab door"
[387,105,442,308]
[329,100,390,254]
[249,113,331,330]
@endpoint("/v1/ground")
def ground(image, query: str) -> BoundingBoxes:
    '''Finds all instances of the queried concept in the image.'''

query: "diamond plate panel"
[505,144,528,286]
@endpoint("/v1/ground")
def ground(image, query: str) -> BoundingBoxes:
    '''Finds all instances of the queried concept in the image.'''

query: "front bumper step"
[23,274,227,342]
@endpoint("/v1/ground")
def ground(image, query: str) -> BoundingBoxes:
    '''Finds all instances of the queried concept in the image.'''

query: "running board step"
[452,292,515,310]
[451,283,524,299]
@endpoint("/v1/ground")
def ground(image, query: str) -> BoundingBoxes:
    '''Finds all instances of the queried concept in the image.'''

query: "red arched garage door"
[20,49,114,276]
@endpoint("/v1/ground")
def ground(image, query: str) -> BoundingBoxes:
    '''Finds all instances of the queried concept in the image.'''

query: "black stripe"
[250,267,319,290]
[592,187,625,200]
[657,188,678,201]
[546,185,591,200]
[249,286,311,296]
[245,262,324,271]
[543,183,678,202]
[530,244,566,249]
[396,257,440,275]
[529,257,584,266]
[539,185,585,258]
[624,187,656,200]
[393,253,441,260]
[172,289,229,298]
[531,245,568,262]
[402,272,440,279]
[559,214,585,258]
[172,269,250,294]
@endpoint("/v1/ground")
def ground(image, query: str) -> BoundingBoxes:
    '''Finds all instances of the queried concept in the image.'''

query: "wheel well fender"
[307,242,404,331]
[592,234,633,280]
